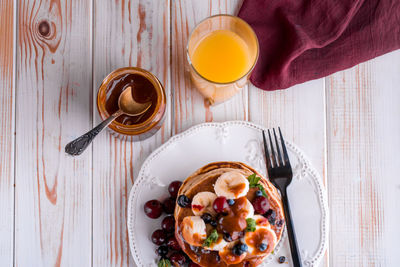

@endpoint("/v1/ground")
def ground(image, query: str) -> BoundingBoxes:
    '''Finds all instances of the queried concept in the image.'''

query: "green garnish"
[246,218,257,232]
[158,258,171,267]
[247,174,261,187]
[247,174,268,197]
[202,229,219,247]
[256,184,268,197]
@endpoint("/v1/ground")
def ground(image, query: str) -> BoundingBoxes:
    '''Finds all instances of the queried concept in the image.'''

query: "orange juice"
[191,30,251,83]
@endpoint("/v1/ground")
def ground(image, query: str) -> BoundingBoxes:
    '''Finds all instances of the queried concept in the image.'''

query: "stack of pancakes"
[174,162,285,267]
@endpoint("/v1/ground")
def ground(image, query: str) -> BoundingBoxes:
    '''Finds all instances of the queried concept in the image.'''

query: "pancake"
[174,162,285,267]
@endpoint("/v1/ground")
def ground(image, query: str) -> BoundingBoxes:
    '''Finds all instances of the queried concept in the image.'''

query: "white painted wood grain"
[249,79,328,267]
[172,0,248,134]
[92,0,171,266]
[0,0,398,266]
[326,50,400,267]
[172,2,328,266]
[249,80,326,183]
[0,0,15,266]
[14,0,93,266]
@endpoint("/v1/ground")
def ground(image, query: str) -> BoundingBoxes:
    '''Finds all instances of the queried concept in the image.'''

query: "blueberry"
[201,213,213,224]
[276,219,284,227]
[189,245,201,255]
[215,254,221,262]
[240,243,248,252]
[232,244,244,256]
[255,190,263,197]
[258,243,267,252]
[264,209,276,225]
[156,245,169,257]
[232,243,247,256]
[210,220,217,227]
[278,256,286,263]
[200,247,211,254]
[227,199,235,206]
[223,232,232,242]
[177,195,191,208]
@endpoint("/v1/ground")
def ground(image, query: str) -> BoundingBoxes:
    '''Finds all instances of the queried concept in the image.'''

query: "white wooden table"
[1,0,399,266]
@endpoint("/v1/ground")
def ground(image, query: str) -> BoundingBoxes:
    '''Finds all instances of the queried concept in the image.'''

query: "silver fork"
[262,128,302,267]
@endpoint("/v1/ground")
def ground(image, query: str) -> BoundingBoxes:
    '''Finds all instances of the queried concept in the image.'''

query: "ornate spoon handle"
[65,110,123,156]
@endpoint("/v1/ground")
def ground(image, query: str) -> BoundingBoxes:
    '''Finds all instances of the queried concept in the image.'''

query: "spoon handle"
[65,110,123,156]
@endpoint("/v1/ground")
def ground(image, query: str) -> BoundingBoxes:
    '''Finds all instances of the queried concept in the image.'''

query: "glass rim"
[186,14,259,85]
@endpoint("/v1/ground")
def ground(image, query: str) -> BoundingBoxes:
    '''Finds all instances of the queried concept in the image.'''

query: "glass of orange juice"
[187,14,259,105]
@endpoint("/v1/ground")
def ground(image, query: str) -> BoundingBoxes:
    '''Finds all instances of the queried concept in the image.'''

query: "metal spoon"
[65,86,152,156]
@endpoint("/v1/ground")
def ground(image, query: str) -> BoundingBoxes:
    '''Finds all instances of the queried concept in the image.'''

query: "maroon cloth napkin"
[238,0,400,90]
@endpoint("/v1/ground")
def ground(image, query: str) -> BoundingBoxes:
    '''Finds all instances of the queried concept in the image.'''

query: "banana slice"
[181,216,207,247]
[241,216,277,256]
[253,214,269,227]
[214,171,249,199]
[203,233,229,251]
[191,192,218,216]
[243,198,255,219]
[219,241,247,265]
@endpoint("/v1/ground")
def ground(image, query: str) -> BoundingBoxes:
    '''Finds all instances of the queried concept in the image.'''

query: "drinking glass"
[187,15,259,105]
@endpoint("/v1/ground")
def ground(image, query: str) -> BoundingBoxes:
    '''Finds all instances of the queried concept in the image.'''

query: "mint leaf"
[248,174,268,197]
[246,218,257,232]
[247,174,261,187]
[202,229,219,247]
[256,184,268,197]
[158,258,171,267]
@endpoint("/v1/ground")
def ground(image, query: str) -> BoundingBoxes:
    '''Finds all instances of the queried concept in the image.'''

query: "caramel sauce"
[175,165,285,267]
[192,204,204,212]
[105,73,157,125]
[254,216,268,227]
[219,247,246,265]
[193,233,204,245]
[245,228,276,256]
[181,217,206,247]
[230,183,246,197]
[217,197,248,237]
[246,187,284,233]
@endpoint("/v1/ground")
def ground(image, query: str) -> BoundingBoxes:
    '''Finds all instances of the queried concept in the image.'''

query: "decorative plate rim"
[127,121,329,267]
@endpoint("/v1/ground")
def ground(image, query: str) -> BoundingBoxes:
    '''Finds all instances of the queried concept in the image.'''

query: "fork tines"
[262,127,291,170]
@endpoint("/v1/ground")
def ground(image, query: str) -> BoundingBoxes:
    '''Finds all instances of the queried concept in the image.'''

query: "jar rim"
[96,67,166,136]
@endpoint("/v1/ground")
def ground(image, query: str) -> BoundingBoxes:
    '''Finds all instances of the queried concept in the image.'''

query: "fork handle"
[281,188,303,267]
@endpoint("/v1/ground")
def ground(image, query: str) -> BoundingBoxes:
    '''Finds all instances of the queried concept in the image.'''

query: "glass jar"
[97,67,166,141]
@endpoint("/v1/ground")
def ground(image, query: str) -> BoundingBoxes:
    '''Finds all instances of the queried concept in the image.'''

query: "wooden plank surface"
[14,0,93,266]
[172,2,328,266]
[172,0,247,134]
[92,0,171,266]
[326,50,400,267]
[0,0,398,266]
[249,79,328,267]
[249,81,326,183]
[0,0,15,266]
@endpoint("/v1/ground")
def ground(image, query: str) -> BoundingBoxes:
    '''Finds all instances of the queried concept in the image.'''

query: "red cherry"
[161,215,175,232]
[167,236,181,251]
[252,196,270,214]
[213,196,230,214]
[163,198,176,214]
[144,200,163,219]
[168,181,182,198]
[189,262,201,267]
[170,252,186,266]
[151,229,167,245]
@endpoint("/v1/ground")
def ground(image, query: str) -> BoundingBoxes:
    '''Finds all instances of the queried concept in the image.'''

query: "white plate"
[128,121,329,267]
